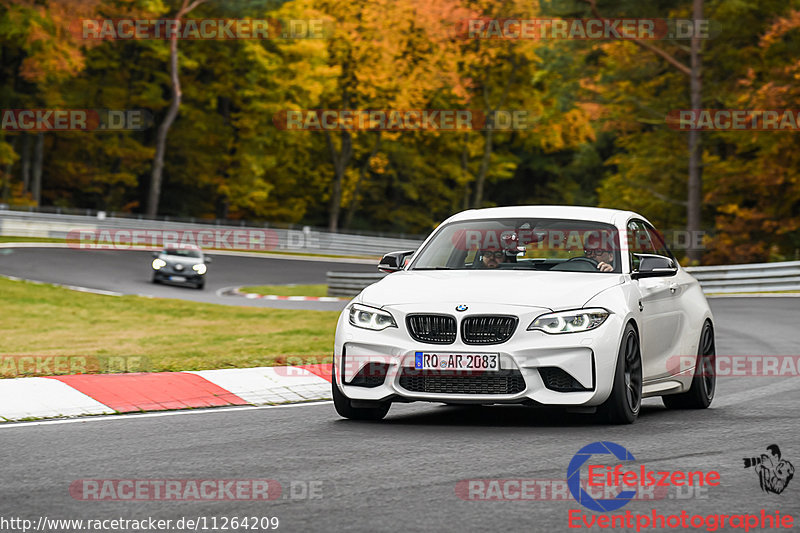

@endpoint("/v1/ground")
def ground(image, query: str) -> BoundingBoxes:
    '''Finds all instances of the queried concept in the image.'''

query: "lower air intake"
[399,368,525,395]
[538,367,591,392]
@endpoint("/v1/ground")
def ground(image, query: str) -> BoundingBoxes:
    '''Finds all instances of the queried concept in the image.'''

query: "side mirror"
[204,256,213,263]
[631,254,678,279]
[152,251,160,258]
[378,250,416,273]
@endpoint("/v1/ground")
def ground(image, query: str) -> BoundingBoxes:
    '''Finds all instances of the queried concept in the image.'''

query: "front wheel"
[332,366,390,421]
[599,323,642,424]
[663,321,715,409]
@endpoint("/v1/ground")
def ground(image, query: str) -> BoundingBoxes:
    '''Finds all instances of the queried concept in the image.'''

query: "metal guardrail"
[0,210,424,258]
[684,261,800,294]
[327,262,800,297]
[327,272,388,296]
[5,209,798,295]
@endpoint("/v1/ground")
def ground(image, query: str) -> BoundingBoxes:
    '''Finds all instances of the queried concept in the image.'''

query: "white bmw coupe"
[332,206,715,424]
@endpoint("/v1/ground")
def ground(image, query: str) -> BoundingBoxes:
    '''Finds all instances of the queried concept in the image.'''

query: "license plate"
[414,352,499,371]
[169,276,187,282]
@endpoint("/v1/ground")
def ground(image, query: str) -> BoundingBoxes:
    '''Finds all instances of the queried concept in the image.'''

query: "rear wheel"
[599,323,642,424]
[332,366,390,421]
[663,321,715,409]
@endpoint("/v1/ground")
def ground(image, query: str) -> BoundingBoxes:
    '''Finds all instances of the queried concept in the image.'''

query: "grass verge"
[238,284,329,297]
[0,276,338,377]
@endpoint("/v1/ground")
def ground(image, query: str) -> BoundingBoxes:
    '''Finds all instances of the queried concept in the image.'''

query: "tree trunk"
[461,134,471,210]
[146,0,206,217]
[471,66,514,209]
[146,34,182,217]
[343,132,380,230]
[2,136,18,204]
[21,134,31,192]
[687,0,703,263]
[472,128,494,208]
[31,132,43,205]
[326,130,353,232]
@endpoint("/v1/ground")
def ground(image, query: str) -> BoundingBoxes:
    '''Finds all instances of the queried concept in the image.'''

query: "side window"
[627,220,653,271]
[643,222,675,261]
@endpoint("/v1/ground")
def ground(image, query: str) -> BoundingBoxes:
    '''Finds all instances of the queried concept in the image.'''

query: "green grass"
[238,284,329,297]
[0,276,338,377]
[0,236,65,243]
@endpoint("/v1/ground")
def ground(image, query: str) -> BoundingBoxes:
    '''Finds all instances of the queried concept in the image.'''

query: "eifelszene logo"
[567,441,637,512]
[743,445,795,494]
[567,441,721,513]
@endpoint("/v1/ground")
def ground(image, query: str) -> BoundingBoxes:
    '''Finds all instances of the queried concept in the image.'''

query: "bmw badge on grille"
[455,304,468,312]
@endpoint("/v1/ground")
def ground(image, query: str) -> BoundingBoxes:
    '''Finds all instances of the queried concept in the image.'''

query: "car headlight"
[528,308,610,334]
[152,258,166,270]
[348,303,397,331]
[192,264,207,275]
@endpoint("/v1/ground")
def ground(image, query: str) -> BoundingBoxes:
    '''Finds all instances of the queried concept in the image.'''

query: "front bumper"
[333,302,624,407]
[153,267,204,284]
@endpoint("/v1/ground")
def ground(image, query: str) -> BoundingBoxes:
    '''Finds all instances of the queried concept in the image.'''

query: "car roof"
[445,205,641,225]
[164,245,202,251]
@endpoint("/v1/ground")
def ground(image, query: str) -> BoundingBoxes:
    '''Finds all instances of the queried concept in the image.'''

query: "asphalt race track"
[0,295,798,532]
[0,246,376,310]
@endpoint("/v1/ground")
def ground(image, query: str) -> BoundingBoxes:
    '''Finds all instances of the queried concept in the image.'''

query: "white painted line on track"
[64,285,124,296]
[0,400,333,430]
[0,242,70,248]
[0,274,123,296]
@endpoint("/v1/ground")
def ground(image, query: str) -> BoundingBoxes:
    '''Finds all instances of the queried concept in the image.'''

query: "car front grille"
[461,315,518,345]
[398,368,526,395]
[406,314,457,344]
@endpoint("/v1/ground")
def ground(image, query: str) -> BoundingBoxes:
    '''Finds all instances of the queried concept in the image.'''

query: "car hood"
[359,270,624,311]
[162,255,203,266]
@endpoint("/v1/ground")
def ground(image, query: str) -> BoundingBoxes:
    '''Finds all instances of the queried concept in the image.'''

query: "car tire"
[151,276,160,284]
[663,321,715,410]
[196,282,205,290]
[332,366,390,421]
[599,323,642,425]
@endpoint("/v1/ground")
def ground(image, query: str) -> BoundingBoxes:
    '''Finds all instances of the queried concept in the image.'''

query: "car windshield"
[165,248,202,258]
[409,218,621,273]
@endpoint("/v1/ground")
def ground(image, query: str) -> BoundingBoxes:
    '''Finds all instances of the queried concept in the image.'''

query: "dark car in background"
[151,245,211,289]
